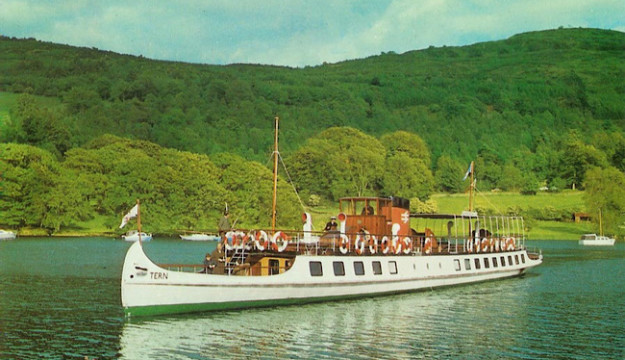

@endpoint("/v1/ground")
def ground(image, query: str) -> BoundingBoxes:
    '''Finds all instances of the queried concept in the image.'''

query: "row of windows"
[454,254,526,271]
[309,260,397,277]
[309,253,527,277]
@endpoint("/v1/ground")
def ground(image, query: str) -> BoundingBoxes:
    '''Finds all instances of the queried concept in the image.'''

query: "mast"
[599,208,603,236]
[136,199,142,243]
[271,117,279,233]
[468,161,475,212]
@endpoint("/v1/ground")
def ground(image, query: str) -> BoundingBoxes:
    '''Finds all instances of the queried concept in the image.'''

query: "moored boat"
[180,233,219,241]
[579,233,615,246]
[120,117,542,317]
[580,209,615,246]
[0,229,16,240]
[122,230,152,242]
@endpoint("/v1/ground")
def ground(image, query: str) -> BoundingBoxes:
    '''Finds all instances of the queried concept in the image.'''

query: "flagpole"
[271,117,279,233]
[469,161,475,212]
[136,199,142,243]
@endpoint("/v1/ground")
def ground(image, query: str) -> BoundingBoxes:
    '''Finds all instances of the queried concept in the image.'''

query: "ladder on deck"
[225,247,248,275]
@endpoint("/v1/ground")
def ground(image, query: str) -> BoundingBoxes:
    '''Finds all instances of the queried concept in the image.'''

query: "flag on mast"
[462,162,473,181]
[119,204,139,228]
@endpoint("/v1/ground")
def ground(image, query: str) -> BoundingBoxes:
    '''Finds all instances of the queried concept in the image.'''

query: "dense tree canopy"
[1,28,625,233]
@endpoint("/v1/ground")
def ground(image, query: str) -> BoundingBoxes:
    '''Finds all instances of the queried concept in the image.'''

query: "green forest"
[1,28,625,237]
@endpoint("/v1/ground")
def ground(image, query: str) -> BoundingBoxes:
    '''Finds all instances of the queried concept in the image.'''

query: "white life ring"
[368,235,378,254]
[424,237,432,254]
[243,231,255,250]
[402,237,412,255]
[380,236,391,254]
[506,237,515,251]
[271,231,290,252]
[481,238,489,253]
[392,236,402,254]
[254,230,269,251]
[354,235,366,255]
[225,231,246,251]
[466,238,474,253]
[339,234,350,254]
[474,237,481,253]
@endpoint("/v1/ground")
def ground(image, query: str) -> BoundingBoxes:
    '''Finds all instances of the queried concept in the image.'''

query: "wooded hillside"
[1,28,625,235]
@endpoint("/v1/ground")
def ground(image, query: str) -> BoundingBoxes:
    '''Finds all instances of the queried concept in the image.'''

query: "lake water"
[1,238,624,359]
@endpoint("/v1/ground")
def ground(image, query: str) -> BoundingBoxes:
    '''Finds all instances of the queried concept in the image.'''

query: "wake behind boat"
[120,117,542,317]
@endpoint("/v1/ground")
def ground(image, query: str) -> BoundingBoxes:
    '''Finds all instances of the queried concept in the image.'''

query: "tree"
[498,164,523,191]
[561,136,607,189]
[379,131,431,167]
[435,155,464,193]
[287,127,385,200]
[382,153,434,200]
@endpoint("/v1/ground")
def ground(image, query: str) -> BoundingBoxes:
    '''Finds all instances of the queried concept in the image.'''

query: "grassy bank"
[433,190,591,240]
[15,191,593,240]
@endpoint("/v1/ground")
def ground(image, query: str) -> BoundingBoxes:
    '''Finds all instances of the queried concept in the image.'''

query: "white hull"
[0,230,16,240]
[579,239,615,246]
[121,241,542,316]
[122,233,152,242]
[180,234,219,241]
[579,234,615,246]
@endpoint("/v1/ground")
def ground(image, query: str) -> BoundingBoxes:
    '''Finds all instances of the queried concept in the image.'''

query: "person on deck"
[361,203,374,215]
[324,216,338,232]
[218,210,232,238]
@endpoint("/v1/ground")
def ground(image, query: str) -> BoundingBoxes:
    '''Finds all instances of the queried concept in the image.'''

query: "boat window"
[454,259,461,271]
[474,258,481,269]
[372,261,382,275]
[333,261,345,276]
[521,254,526,264]
[514,255,519,265]
[388,261,398,275]
[309,261,323,276]
[483,258,490,269]
[464,258,471,270]
[508,255,513,266]
[354,261,365,276]
[492,257,498,268]
[269,259,280,275]
[500,256,506,266]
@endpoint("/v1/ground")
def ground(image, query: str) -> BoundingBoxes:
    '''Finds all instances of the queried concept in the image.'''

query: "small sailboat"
[579,209,615,246]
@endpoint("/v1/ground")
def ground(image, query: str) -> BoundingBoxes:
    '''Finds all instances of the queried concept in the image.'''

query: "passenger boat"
[121,118,543,317]
[0,229,16,240]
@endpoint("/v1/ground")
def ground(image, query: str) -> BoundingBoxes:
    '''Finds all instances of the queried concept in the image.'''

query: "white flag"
[119,204,139,228]
[462,162,473,181]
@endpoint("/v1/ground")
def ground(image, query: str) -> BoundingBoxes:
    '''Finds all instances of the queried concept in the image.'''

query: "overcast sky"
[1,0,624,67]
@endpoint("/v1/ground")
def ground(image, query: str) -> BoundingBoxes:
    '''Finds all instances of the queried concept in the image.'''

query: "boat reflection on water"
[119,279,532,359]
